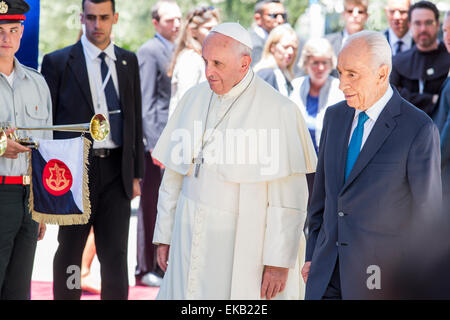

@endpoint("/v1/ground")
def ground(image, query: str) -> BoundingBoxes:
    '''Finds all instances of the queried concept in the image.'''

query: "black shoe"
[135,272,163,287]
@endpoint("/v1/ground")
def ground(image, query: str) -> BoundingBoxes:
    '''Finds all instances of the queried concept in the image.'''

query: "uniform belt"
[0,175,31,185]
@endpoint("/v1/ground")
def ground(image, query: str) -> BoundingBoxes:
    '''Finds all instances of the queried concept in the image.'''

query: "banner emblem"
[43,159,73,196]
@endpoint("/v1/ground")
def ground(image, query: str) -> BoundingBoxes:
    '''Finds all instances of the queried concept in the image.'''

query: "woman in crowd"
[167,6,220,118]
[254,24,299,97]
[290,37,343,153]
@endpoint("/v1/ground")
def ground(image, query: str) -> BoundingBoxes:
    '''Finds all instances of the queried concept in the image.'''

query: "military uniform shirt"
[0,58,52,176]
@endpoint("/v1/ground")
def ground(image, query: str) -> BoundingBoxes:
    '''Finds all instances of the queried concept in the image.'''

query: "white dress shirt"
[348,85,393,150]
[388,28,413,55]
[81,34,120,149]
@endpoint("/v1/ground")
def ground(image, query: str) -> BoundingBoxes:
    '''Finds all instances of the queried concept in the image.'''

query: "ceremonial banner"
[29,137,91,225]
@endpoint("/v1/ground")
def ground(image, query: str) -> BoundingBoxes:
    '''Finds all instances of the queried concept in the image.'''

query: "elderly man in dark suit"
[41,0,144,300]
[135,0,181,287]
[383,0,413,56]
[302,30,442,300]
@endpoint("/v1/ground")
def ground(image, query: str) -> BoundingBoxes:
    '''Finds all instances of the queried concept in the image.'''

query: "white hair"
[235,41,252,58]
[344,30,392,77]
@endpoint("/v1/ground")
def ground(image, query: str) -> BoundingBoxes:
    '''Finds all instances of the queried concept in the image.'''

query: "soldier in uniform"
[0,0,52,299]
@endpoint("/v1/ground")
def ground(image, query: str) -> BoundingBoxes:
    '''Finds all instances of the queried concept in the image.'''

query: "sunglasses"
[345,8,367,15]
[266,12,287,20]
[388,9,408,17]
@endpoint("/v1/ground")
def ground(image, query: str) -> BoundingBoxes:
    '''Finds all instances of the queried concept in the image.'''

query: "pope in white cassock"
[152,22,317,300]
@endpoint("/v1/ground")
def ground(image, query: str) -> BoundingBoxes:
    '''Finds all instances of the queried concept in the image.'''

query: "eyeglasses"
[266,12,287,20]
[310,60,331,67]
[411,20,436,28]
[388,9,408,17]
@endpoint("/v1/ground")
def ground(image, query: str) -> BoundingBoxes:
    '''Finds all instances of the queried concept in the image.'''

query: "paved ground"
[32,196,143,287]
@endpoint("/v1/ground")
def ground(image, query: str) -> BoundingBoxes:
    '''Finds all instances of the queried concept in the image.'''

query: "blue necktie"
[99,52,123,146]
[345,111,369,181]
[395,40,403,55]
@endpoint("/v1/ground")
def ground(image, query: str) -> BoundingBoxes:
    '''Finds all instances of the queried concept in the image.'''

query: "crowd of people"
[0,0,448,300]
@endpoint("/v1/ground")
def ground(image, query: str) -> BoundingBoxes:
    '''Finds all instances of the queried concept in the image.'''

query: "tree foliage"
[40,0,447,55]
[39,0,311,55]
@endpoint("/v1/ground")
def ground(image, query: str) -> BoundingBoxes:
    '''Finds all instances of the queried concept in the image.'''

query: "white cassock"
[152,70,317,299]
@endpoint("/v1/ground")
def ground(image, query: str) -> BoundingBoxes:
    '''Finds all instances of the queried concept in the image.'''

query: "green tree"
[39,0,311,55]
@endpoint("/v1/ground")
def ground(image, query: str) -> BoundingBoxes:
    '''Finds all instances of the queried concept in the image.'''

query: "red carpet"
[31,281,159,300]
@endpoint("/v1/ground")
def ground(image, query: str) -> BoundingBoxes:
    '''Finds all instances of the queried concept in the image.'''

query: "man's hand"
[150,150,165,169]
[132,178,141,199]
[260,266,289,300]
[157,244,170,272]
[37,223,46,241]
[301,261,312,284]
[1,137,30,159]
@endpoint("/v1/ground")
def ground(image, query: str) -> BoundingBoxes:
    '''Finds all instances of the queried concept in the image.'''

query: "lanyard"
[94,56,113,109]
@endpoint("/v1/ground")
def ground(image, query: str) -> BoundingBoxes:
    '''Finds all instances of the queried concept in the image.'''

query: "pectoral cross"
[193,150,204,178]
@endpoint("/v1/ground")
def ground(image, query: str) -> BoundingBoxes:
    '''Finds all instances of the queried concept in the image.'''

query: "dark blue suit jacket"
[433,78,450,199]
[256,68,279,91]
[304,88,442,299]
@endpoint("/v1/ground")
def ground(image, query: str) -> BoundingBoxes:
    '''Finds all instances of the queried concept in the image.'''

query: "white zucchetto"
[210,22,253,50]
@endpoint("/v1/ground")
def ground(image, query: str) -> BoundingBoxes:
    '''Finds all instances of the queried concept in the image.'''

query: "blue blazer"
[304,88,442,299]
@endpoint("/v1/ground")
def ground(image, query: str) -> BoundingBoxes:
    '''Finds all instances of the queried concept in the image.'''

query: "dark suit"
[304,88,442,299]
[383,29,414,56]
[257,68,280,91]
[41,40,144,300]
[433,77,450,209]
[135,36,172,279]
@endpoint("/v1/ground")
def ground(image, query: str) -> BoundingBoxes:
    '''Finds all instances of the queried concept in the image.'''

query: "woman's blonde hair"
[254,24,299,80]
[167,6,220,77]
[299,37,337,74]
